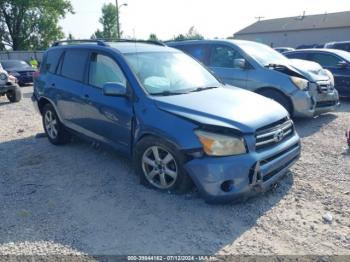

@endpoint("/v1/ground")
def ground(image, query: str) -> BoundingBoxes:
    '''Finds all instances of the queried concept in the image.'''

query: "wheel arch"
[256,86,294,115]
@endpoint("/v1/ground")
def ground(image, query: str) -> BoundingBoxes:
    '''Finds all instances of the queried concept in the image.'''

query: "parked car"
[324,41,350,52]
[296,44,324,49]
[32,40,301,203]
[285,49,350,97]
[274,47,295,53]
[0,59,36,86]
[168,40,339,118]
[0,63,22,103]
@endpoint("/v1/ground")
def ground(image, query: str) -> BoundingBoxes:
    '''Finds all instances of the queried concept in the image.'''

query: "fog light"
[221,180,234,192]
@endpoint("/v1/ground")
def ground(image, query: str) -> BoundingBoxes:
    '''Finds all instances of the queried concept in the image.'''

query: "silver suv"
[168,40,340,118]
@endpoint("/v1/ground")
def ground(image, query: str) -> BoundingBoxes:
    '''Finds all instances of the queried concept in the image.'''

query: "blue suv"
[33,40,301,203]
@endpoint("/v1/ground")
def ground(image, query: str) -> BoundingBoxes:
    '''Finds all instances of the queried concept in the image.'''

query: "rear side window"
[43,49,63,74]
[61,49,89,82]
[310,53,341,67]
[333,43,350,52]
[175,44,209,64]
[89,53,126,88]
[285,52,309,60]
[209,45,244,68]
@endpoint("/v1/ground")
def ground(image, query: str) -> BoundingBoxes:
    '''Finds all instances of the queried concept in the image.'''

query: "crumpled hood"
[152,86,288,133]
[287,59,330,82]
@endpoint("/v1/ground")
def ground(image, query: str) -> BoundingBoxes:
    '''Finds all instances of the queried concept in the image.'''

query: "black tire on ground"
[258,89,293,116]
[42,103,71,145]
[134,136,193,194]
[6,85,22,103]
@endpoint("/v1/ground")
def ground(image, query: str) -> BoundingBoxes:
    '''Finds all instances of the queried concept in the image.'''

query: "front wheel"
[6,86,22,103]
[42,104,71,145]
[134,137,193,194]
[258,89,293,116]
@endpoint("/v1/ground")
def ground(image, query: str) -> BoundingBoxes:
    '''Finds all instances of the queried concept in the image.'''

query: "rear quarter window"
[44,49,64,74]
[61,49,89,82]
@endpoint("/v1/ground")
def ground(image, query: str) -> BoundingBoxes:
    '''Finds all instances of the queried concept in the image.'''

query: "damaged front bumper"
[184,132,301,203]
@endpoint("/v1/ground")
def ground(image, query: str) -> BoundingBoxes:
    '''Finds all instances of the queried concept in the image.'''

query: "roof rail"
[52,39,109,47]
[106,39,166,46]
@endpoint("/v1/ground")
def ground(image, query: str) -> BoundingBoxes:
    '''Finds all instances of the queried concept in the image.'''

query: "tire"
[134,136,193,194]
[258,89,293,116]
[42,103,71,145]
[6,85,22,103]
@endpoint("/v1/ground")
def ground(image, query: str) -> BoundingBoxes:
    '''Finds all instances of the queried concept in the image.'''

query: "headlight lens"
[9,71,20,77]
[195,130,247,156]
[290,76,309,91]
[324,69,335,87]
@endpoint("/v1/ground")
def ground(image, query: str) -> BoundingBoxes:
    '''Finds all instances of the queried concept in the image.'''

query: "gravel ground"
[0,86,349,257]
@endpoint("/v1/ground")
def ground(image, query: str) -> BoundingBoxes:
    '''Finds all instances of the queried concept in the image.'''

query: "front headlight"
[290,76,309,91]
[324,69,335,87]
[9,71,20,77]
[195,130,247,156]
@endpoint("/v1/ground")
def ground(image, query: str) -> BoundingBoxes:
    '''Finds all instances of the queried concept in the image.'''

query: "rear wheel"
[42,104,71,145]
[258,89,293,116]
[6,86,22,103]
[134,137,193,194]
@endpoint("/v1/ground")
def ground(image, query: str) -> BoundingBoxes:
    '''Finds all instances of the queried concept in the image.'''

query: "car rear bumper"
[291,88,340,118]
[184,133,301,203]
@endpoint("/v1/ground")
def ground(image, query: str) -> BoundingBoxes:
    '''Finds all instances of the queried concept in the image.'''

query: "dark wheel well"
[256,87,294,116]
[38,98,51,114]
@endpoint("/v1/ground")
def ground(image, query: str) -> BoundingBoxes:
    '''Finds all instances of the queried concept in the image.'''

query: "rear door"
[54,48,89,130]
[208,44,247,87]
[80,51,133,154]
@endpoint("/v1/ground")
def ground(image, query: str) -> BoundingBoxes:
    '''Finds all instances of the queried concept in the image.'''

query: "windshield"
[239,42,289,66]
[335,50,350,62]
[1,60,30,69]
[125,52,219,95]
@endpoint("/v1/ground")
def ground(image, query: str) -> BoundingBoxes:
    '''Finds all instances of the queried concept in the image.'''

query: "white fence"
[0,51,44,62]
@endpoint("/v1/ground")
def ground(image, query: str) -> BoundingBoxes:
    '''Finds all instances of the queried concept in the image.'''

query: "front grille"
[317,80,334,93]
[316,100,337,108]
[255,118,294,151]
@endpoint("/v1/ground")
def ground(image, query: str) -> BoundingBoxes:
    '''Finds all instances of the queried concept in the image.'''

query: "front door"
[81,52,134,155]
[208,44,248,88]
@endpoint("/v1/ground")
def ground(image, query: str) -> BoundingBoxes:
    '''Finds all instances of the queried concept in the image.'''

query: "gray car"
[168,40,340,118]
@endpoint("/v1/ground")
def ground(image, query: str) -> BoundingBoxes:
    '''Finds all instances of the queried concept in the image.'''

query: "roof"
[235,11,350,35]
[107,42,176,54]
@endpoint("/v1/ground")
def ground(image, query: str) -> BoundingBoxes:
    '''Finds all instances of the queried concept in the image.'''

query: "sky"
[59,0,350,40]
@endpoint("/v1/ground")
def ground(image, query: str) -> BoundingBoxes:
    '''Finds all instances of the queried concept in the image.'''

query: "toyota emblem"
[274,129,284,142]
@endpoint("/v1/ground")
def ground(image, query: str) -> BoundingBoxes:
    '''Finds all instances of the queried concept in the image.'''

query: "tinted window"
[177,45,209,64]
[333,43,350,52]
[209,45,244,68]
[44,50,63,74]
[89,53,126,88]
[285,52,309,60]
[310,53,341,67]
[1,60,30,70]
[61,50,89,82]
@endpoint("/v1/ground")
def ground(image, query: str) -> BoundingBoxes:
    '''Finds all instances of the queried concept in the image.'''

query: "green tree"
[173,26,204,41]
[148,33,159,41]
[0,0,73,50]
[92,3,119,40]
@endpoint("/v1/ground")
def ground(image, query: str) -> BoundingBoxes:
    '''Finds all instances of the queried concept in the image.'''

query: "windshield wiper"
[150,91,188,96]
[189,86,219,93]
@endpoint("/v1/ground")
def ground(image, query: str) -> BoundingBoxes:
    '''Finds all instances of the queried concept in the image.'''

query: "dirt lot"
[0,86,349,256]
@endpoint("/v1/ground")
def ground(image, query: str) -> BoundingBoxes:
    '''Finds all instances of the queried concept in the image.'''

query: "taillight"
[33,70,40,79]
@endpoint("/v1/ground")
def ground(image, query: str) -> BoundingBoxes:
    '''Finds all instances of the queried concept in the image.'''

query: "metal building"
[234,11,350,48]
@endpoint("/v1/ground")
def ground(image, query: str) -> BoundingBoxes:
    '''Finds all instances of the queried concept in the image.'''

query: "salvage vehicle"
[274,47,295,54]
[0,60,36,86]
[285,49,350,97]
[32,40,301,203]
[0,63,22,103]
[168,40,340,118]
[324,41,350,52]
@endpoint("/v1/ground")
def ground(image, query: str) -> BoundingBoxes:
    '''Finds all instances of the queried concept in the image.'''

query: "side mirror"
[103,82,127,97]
[234,58,246,69]
[337,61,348,69]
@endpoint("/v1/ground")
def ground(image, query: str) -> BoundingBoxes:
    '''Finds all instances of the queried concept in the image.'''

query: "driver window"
[210,45,244,68]
[89,53,127,88]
